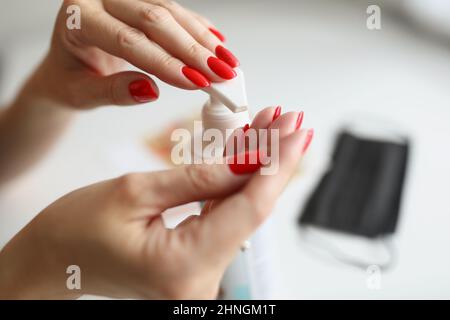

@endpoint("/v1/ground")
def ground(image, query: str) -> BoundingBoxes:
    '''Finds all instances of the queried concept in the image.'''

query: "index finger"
[202,129,313,257]
[71,8,199,89]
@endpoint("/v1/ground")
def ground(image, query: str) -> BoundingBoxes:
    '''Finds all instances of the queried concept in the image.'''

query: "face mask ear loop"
[297,135,409,272]
[299,226,397,272]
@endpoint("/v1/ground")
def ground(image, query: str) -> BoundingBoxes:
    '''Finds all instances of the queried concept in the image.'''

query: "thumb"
[148,152,262,210]
[73,71,159,108]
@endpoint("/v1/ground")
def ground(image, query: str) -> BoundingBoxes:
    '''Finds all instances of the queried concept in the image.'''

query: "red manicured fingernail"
[302,129,314,154]
[215,45,240,68]
[295,112,304,130]
[207,56,237,80]
[129,79,159,103]
[182,66,211,88]
[209,27,226,42]
[272,106,282,122]
[228,150,262,175]
[243,124,250,132]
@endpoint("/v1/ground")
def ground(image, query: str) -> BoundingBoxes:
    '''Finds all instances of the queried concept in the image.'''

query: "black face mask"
[299,131,409,238]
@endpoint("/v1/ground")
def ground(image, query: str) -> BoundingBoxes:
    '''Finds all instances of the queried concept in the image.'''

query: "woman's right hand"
[30,0,240,109]
[0,107,313,299]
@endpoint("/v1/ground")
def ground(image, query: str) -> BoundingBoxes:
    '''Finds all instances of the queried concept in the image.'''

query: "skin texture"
[0,0,234,184]
[0,109,311,299]
[0,0,314,299]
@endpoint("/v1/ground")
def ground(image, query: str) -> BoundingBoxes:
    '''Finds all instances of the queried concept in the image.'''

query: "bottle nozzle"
[202,68,248,113]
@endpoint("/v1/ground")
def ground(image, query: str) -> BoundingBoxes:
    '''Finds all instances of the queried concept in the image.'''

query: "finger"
[144,161,253,211]
[154,1,239,68]
[269,111,304,137]
[223,106,275,156]
[259,111,304,155]
[183,8,218,33]
[104,0,235,82]
[224,107,297,155]
[74,71,159,108]
[201,129,314,255]
[77,9,199,89]
[207,28,226,43]
[185,8,227,42]
[243,129,312,213]
[171,3,228,43]
[251,106,280,129]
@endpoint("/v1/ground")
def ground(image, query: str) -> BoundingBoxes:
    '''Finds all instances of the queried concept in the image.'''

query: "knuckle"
[142,5,172,24]
[159,54,179,69]
[116,27,146,52]
[184,165,216,191]
[107,77,121,105]
[63,27,83,47]
[186,42,205,59]
[200,27,215,42]
[116,173,145,203]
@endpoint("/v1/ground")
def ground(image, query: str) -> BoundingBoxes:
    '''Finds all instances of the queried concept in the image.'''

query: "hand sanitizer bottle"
[195,69,275,300]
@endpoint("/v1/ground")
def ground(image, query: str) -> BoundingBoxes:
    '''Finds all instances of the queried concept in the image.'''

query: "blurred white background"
[1,0,450,299]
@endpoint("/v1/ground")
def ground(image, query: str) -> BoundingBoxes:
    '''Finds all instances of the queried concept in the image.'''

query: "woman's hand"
[38,0,239,109]
[0,108,313,299]
[0,0,238,184]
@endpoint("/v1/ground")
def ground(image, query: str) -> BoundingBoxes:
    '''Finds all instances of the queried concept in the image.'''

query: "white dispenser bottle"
[200,68,250,152]
[197,69,275,300]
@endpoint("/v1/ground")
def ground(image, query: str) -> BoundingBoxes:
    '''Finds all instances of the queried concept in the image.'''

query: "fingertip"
[215,45,240,68]
[181,66,211,88]
[270,111,299,130]
[251,106,278,129]
[279,128,313,159]
[209,27,226,42]
[302,128,314,155]
[129,78,159,103]
[92,71,160,107]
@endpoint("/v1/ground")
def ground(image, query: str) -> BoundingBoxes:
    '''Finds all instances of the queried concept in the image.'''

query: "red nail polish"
[215,45,240,68]
[129,79,159,103]
[228,150,262,175]
[295,112,304,130]
[207,56,237,80]
[209,27,226,42]
[272,106,282,122]
[302,129,314,154]
[243,124,250,132]
[182,66,211,88]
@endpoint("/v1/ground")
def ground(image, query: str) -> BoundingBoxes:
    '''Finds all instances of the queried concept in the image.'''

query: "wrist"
[7,54,76,136]
[0,219,81,300]
[14,52,76,112]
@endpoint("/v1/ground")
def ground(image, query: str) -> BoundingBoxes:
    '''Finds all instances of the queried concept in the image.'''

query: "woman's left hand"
[29,0,239,110]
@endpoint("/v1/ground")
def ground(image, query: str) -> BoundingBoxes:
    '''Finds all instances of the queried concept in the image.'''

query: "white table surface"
[1,0,450,299]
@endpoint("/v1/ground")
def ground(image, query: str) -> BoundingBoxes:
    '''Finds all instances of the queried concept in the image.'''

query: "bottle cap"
[202,68,248,113]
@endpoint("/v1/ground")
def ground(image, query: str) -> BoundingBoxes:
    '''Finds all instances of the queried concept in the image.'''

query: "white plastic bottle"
[192,68,250,162]
[196,69,275,300]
